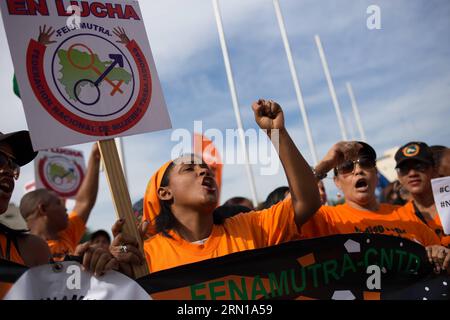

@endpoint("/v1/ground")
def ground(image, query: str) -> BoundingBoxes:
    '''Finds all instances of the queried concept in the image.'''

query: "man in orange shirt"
[301,141,450,272]
[0,131,49,268]
[0,131,124,299]
[20,143,101,261]
[142,99,322,273]
[395,142,450,248]
[0,131,51,299]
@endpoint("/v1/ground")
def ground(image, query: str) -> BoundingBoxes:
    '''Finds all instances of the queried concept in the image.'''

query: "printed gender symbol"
[68,43,125,106]
[52,168,75,185]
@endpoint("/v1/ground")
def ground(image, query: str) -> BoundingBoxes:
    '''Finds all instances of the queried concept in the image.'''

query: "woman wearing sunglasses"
[300,141,450,272]
[394,142,450,249]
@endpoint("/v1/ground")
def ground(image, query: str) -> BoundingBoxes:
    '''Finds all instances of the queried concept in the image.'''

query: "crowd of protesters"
[1,99,449,299]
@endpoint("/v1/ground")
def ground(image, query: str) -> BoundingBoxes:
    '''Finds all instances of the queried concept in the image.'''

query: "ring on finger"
[119,245,128,253]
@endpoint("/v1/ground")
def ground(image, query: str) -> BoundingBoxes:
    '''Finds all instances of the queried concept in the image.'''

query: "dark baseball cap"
[0,131,38,166]
[357,141,377,160]
[395,141,433,168]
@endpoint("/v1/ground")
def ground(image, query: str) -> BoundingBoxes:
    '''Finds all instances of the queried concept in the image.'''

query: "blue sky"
[1,0,449,234]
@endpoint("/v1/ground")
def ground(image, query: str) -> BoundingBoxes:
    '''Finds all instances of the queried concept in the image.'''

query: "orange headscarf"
[193,133,223,200]
[142,160,173,236]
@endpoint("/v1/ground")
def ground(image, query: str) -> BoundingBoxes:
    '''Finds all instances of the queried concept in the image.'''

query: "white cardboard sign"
[34,147,86,199]
[4,261,151,300]
[1,0,171,150]
[431,176,450,235]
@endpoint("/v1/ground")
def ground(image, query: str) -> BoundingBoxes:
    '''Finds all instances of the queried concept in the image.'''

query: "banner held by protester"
[136,234,450,300]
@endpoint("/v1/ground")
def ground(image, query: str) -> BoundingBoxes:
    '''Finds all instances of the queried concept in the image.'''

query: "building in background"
[376,147,399,183]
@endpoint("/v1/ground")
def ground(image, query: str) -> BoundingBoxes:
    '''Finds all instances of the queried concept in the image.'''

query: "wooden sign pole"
[97,139,149,278]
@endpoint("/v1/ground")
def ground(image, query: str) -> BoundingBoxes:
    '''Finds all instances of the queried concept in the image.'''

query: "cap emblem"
[403,144,420,157]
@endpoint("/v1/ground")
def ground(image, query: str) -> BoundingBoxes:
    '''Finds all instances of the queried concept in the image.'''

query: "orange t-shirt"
[144,197,299,273]
[0,233,25,299]
[300,203,440,247]
[397,201,450,248]
[47,212,85,261]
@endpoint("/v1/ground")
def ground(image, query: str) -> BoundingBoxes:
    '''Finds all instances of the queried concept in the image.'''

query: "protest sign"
[431,176,450,234]
[0,0,171,150]
[0,0,171,277]
[34,147,86,199]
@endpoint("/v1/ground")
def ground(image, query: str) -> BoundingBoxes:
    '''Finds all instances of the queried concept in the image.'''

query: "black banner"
[136,234,450,300]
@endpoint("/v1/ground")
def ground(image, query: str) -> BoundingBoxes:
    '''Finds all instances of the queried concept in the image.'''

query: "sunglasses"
[335,157,376,175]
[0,151,20,180]
[396,161,430,176]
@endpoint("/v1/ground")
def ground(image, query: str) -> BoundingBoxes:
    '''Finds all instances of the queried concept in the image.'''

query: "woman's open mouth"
[355,178,369,191]
[201,177,217,192]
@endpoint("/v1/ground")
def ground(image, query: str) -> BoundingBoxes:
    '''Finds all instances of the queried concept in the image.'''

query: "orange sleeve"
[299,206,336,239]
[420,225,441,247]
[394,203,441,247]
[229,197,299,247]
[62,212,86,248]
[441,236,450,248]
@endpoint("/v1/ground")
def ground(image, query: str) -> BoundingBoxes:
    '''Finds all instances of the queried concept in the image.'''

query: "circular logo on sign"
[51,34,135,118]
[27,28,152,136]
[38,156,84,198]
[402,144,420,157]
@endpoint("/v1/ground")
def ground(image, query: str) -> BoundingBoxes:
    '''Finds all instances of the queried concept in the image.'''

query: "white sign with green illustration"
[34,148,86,199]
[1,0,171,150]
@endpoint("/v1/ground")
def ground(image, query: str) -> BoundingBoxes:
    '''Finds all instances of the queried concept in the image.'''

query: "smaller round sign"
[38,156,85,198]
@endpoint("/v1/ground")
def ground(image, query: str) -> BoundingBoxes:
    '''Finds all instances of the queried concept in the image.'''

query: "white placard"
[431,176,450,235]
[34,147,86,199]
[1,0,171,150]
[4,261,151,300]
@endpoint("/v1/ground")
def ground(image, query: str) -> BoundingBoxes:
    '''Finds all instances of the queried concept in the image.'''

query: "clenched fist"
[252,99,285,133]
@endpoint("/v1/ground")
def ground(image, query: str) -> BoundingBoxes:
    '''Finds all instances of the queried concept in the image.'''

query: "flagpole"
[272,0,318,165]
[314,35,348,141]
[345,117,356,141]
[212,0,259,206]
[346,82,367,142]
